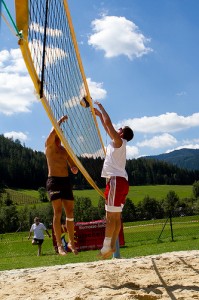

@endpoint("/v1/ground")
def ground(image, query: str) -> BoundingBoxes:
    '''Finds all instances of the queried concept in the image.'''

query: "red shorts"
[104,176,129,212]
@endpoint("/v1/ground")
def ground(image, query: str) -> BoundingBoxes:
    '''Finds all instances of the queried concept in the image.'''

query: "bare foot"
[58,246,67,256]
[97,248,113,260]
[67,243,78,255]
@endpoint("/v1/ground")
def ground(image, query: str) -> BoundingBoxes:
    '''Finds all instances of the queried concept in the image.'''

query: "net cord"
[1,0,22,38]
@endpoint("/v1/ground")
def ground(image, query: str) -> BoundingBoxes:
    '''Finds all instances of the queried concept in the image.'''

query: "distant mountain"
[146,148,199,171]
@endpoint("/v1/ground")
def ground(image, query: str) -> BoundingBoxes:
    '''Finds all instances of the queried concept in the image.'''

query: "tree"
[4,192,13,206]
[97,196,105,219]
[193,181,199,199]
[162,190,179,215]
[136,196,164,220]
[38,187,48,202]
[122,198,136,222]
[74,197,95,222]
[0,205,19,233]
[0,183,5,207]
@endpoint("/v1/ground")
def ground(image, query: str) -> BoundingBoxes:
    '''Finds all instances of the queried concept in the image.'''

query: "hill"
[146,148,199,171]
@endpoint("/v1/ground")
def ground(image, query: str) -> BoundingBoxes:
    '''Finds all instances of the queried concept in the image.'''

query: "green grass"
[74,185,193,205]
[74,185,193,206]
[128,185,193,204]
[17,189,40,199]
[6,185,193,206]
[0,215,198,271]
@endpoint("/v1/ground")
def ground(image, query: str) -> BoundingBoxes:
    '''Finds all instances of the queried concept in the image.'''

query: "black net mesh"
[27,0,106,189]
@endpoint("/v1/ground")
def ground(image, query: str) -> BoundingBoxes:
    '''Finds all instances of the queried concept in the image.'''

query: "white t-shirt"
[30,223,47,239]
[101,139,128,180]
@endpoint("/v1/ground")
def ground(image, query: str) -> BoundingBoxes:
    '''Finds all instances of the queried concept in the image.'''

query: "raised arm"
[94,101,122,147]
[45,115,68,147]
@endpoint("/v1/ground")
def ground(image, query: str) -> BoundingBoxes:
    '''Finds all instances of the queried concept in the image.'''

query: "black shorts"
[33,238,44,245]
[46,176,74,201]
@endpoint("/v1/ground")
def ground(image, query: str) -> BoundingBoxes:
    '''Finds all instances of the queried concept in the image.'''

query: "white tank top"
[101,139,128,180]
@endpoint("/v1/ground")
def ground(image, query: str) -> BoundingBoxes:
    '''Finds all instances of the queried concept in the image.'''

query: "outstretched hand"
[58,115,68,126]
[71,166,78,174]
[94,101,103,109]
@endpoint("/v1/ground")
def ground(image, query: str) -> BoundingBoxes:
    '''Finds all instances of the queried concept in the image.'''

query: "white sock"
[101,237,111,254]
[103,237,111,247]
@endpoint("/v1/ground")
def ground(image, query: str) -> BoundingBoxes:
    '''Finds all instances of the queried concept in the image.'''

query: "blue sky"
[0,0,199,159]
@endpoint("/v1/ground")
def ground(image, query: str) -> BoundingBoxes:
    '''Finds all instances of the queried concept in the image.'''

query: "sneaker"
[58,246,67,256]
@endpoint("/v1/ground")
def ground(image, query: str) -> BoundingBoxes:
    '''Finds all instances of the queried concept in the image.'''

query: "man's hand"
[71,166,78,174]
[94,101,103,110]
[58,115,68,126]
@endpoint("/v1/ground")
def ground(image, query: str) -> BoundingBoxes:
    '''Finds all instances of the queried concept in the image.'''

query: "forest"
[1,134,199,190]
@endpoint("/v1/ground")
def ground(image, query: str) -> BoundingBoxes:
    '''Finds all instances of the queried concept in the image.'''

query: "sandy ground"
[0,250,199,300]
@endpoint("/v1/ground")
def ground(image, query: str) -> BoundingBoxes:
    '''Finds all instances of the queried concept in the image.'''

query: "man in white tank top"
[94,101,134,259]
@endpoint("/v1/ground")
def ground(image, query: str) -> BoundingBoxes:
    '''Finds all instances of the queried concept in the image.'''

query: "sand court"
[0,250,199,300]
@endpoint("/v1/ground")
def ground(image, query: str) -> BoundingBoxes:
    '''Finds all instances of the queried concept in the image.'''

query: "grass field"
[0,215,198,271]
[10,185,193,206]
[128,185,193,204]
[74,185,193,206]
[1,185,196,271]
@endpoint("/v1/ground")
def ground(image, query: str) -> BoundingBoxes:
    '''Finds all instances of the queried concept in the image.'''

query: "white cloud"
[88,15,152,59]
[64,96,80,109]
[29,40,67,70]
[4,131,28,142]
[116,112,199,133]
[64,78,106,109]
[126,145,139,158]
[166,144,199,153]
[0,73,36,115]
[176,91,186,97]
[0,49,37,115]
[30,22,62,37]
[0,48,27,73]
[87,78,107,100]
[137,133,177,149]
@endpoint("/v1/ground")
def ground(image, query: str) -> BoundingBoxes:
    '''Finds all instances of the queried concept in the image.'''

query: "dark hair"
[123,126,134,142]
[34,217,40,222]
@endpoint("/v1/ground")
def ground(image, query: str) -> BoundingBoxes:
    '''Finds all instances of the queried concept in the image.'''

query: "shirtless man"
[45,116,78,255]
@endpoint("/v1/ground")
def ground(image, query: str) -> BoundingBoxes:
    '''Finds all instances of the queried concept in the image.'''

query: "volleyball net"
[14,0,106,196]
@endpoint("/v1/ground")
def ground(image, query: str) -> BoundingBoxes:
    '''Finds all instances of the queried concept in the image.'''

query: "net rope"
[0,0,22,38]
[15,0,106,192]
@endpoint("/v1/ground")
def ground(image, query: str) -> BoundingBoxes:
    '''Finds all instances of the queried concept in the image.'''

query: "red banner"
[74,219,125,251]
[52,220,125,252]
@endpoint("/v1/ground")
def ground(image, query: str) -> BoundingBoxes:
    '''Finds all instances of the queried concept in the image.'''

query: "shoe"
[58,246,67,256]
[67,243,78,255]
